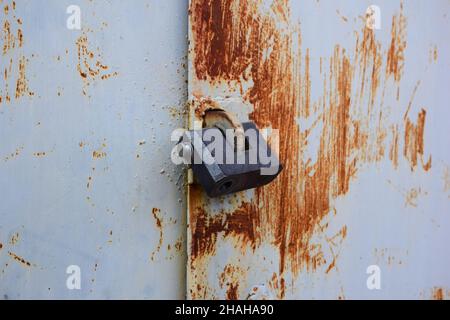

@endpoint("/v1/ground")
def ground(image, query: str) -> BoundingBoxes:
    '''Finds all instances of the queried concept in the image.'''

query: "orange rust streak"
[75,32,117,95]
[15,56,33,99]
[389,125,399,169]
[404,109,432,171]
[431,287,449,300]
[226,283,239,300]
[386,5,406,83]
[8,251,32,267]
[219,264,243,300]
[190,185,259,261]
[1,3,31,105]
[151,208,163,261]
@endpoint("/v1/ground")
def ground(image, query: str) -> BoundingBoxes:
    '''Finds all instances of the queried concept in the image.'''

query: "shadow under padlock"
[178,109,283,197]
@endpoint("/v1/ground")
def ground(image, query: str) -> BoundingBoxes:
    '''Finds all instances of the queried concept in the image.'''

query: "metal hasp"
[181,121,282,197]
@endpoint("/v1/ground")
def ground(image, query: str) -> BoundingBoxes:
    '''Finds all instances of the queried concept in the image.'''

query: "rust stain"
[8,251,32,267]
[151,207,163,261]
[33,151,47,157]
[193,96,223,119]
[75,31,118,96]
[386,3,406,83]
[388,180,429,208]
[404,187,424,208]
[190,185,258,260]
[174,238,183,252]
[17,27,22,46]
[92,150,106,159]
[1,1,31,105]
[15,56,33,98]
[404,109,432,171]
[3,146,23,162]
[336,10,348,23]
[431,287,448,300]
[433,288,444,300]
[92,143,107,159]
[189,0,432,298]
[419,287,450,300]
[225,282,239,300]
[389,125,399,169]
[429,45,438,63]
[219,264,243,300]
[374,248,407,266]
[324,225,347,274]
[268,272,286,300]
[2,19,20,55]
[9,232,19,245]
[86,176,92,189]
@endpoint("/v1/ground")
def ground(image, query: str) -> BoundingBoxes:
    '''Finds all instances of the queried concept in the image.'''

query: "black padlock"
[178,120,283,197]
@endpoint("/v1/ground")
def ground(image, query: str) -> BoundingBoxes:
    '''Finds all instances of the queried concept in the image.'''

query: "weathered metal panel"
[0,0,188,299]
[187,0,450,299]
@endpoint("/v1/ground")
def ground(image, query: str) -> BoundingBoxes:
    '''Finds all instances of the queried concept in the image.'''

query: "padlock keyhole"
[219,180,233,192]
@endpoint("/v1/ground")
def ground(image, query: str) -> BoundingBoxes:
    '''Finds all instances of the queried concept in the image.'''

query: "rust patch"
[14,55,33,98]
[419,287,450,300]
[268,272,286,300]
[92,150,106,159]
[3,146,23,162]
[429,45,438,63]
[373,247,407,266]
[431,287,447,300]
[404,187,424,208]
[75,31,118,96]
[189,0,432,298]
[9,232,19,245]
[151,208,163,261]
[226,282,239,300]
[336,10,348,23]
[433,288,444,300]
[33,151,47,157]
[2,18,20,54]
[0,1,32,105]
[174,238,183,252]
[404,109,432,171]
[86,176,92,189]
[386,3,406,83]
[388,181,429,208]
[389,125,399,169]
[324,225,348,274]
[193,97,223,119]
[190,185,258,260]
[8,251,32,267]
[219,264,244,300]
[92,142,107,159]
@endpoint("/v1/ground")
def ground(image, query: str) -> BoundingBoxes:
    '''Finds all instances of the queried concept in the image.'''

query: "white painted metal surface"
[0,0,188,299]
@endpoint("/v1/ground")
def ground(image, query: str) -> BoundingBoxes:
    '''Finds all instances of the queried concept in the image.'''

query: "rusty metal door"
[1,0,449,301]
[0,0,188,299]
[187,0,450,299]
